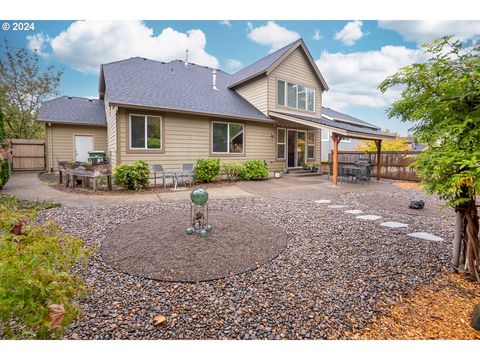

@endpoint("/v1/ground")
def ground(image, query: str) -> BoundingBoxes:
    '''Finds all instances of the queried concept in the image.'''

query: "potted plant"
[273,170,282,178]
[311,163,319,173]
[303,164,310,170]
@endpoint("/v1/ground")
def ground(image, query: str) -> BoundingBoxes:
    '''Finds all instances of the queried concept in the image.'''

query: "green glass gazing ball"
[200,229,208,237]
[190,188,209,205]
[194,222,200,230]
[186,227,194,235]
[206,224,213,232]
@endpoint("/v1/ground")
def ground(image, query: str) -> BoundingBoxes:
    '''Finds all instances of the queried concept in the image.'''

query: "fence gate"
[10,139,46,171]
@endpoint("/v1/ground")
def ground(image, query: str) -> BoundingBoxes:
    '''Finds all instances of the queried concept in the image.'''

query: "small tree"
[379,36,480,281]
[0,42,62,139]
[356,133,410,152]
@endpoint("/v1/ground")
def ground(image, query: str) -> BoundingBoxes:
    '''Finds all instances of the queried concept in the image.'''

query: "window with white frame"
[212,122,244,154]
[307,131,315,159]
[321,130,330,141]
[129,114,162,150]
[341,138,352,143]
[277,80,315,112]
[277,128,286,159]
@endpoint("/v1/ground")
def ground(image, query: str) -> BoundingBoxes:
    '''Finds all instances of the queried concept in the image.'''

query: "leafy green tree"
[380,36,480,281]
[0,105,6,141]
[0,42,62,139]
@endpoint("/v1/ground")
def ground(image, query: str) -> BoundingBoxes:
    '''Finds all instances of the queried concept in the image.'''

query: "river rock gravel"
[37,187,454,339]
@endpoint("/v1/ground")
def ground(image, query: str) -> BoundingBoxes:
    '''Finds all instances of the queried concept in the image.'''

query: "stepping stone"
[356,215,383,221]
[327,205,348,209]
[407,232,444,242]
[315,199,331,204]
[380,221,408,228]
[344,209,363,214]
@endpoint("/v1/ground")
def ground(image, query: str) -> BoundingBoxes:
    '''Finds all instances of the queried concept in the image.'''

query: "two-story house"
[38,38,391,173]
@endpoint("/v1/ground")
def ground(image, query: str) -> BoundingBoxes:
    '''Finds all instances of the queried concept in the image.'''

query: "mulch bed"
[352,273,480,339]
[101,210,288,282]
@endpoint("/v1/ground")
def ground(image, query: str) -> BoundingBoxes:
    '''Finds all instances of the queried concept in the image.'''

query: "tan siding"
[117,108,278,170]
[234,75,268,115]
[45,124,107,170]
[105,103,118,166]
[268,47,323,118]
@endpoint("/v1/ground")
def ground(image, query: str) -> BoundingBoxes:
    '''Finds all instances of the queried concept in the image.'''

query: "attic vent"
[67,96,73,99]
[88,99,94,102]
[142,58,147,60]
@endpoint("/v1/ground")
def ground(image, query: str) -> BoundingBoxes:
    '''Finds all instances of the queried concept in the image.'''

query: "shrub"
[0,159,9,189]
[222,162,243,181]
[113,160,150,190]
[193,158,221,182]
[0,204,90,339]
[239,160,269,181]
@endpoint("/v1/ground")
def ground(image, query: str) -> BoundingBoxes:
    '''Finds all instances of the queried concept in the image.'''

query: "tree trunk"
[464,198,480,282]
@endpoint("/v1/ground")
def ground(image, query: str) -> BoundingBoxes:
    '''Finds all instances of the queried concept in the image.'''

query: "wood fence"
[10,139,46,171]
[325,150,422,181]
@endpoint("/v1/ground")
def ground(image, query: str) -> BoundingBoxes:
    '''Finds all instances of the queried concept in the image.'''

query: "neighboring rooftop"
[101,57,271,122]
[321,107,380,130]
[38,96,106,126]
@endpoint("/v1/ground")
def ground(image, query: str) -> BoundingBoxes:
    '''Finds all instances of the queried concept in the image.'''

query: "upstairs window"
[277,80,285,106]
[277,80,315,112]
[212,122,244,154]
[129,114,162,150]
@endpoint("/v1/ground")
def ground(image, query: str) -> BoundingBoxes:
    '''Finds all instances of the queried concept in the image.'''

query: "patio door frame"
[286,129,307,168]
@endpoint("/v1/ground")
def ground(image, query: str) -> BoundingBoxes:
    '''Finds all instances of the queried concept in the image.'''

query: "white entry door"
[75,135,93,162]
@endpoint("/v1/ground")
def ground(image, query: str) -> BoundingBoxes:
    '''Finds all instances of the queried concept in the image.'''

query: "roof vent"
[184,49,189,67]
[170,68,175,75]
[212,69,219,91]
[67,96,73,99]
[88,99,94,102]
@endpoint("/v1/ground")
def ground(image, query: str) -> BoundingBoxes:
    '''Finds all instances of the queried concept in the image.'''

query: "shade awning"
[269,111,395,141]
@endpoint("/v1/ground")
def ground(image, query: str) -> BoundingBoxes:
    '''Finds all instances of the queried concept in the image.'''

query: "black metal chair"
[152,164,176,188]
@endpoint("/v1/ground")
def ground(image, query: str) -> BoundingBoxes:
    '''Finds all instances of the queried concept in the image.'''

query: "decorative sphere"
[206,224,213,232]
[186,227,194,235]
[194,222,200,230]
[200,229,208,237]
[190,188,209,205]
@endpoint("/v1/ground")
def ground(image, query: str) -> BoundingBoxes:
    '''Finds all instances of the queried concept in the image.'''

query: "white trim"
[307,130,315,159]
[211,121,245,155]
[340,138,352,143]
[276,127,286,160]
[129,113,162,150]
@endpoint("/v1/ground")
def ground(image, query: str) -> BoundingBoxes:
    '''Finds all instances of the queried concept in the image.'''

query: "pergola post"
[332,133,341,185]
[375,140,382,180]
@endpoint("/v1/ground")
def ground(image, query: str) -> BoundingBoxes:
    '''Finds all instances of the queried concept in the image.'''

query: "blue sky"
[1,20,480,135]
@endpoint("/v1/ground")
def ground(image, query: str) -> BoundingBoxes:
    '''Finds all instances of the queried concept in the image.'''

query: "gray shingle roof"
[321,107,380,130]
[227,39,302,88]
[38,96,106,125]
[271,111,391,138]
[102,58,271,122]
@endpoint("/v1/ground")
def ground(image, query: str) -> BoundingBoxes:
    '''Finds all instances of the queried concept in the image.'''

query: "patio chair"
[176,163,194,187]
[152,164,176,188]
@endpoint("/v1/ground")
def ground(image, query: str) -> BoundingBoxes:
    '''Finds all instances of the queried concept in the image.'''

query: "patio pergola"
[269,111,395,185]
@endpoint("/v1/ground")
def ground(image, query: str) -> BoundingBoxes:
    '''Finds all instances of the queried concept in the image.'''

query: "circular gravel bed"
[101,210,287,282]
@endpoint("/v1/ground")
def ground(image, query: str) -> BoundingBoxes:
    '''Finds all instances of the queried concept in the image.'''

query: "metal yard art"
[186,187,212,237]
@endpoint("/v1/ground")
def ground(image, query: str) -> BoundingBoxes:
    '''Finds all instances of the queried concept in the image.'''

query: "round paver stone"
[101,210,288,282]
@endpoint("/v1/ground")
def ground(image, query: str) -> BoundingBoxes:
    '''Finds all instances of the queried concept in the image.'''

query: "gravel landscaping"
[37,187,454,339]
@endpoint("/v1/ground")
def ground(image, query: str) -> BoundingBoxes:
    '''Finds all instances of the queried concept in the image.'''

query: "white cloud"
[316,45,427,110]
[334,20,365,46]
[226,59,242,70]
[219,20,232,28]
[247,21,300,53]
[35,21,218,74]
[26,33,49,56]
[378,20,480,44]
[313,30,322,41]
